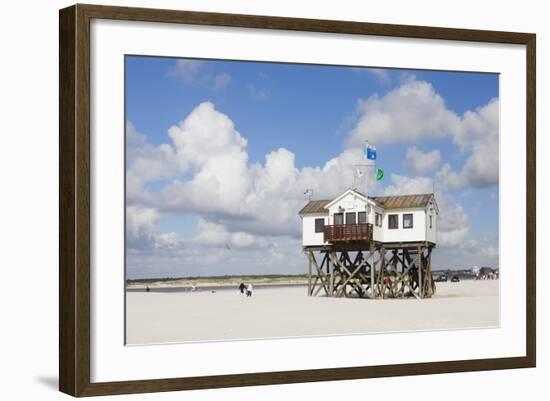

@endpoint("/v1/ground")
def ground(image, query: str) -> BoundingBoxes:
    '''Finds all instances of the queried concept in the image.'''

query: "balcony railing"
[324,223,373,242]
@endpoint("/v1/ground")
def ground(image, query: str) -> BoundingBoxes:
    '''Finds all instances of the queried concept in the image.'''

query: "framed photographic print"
[59,4,536,397]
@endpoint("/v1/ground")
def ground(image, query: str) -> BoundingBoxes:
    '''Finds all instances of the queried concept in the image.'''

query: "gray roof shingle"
[370,193,434,209]
[299,193,435,215]
[298,200,331,215]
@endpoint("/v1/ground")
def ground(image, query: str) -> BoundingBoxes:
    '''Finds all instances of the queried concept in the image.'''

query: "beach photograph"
[125,57,499,345]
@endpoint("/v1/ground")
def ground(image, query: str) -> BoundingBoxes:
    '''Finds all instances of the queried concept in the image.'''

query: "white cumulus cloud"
[125,121,183,204]
[347,78,499,190]
[167,59,204,82]
[143,102,375,239]
[353,67,392,86]
[167,59,232,90]
[348,80,460,147]
[126,205,182,250]
[437,98,499,189]
[161,102,250,215]
[404,146,442,175]
[126,121,146,146]
[192,218,262,249]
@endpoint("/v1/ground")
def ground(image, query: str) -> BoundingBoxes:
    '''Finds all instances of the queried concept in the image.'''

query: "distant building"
[479,266,495,276]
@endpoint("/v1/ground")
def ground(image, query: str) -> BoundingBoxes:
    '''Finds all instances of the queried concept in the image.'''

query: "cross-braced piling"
[305,242,435,299]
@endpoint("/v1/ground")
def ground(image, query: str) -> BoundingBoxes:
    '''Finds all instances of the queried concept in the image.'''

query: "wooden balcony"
[324,223,373,242]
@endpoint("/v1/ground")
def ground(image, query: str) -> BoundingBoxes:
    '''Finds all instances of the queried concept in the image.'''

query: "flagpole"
[364,140,377,197]
[365,163,370,196]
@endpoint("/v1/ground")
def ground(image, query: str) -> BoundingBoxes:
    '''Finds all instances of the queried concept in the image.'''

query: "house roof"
[299,192,436,215]
[298,199,331,215]
[371,193,435,209]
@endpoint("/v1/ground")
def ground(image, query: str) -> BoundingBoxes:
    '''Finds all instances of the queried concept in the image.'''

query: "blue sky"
[125,56,499,279]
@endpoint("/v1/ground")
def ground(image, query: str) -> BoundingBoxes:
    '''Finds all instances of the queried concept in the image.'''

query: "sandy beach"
[126,280,499,344]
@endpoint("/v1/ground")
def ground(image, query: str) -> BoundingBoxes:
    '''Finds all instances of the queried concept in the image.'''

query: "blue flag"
[364,143,377,161]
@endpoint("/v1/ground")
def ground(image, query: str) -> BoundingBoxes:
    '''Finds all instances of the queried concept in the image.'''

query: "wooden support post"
[378,247,385,299]
[311,252,330,296]
[307,250,312,296]
[427,247,434,297]
[418,245,423,299]
[328,252,334,297]
[369,242,375,299]
[305,243,435,301]
[336,256,365,297]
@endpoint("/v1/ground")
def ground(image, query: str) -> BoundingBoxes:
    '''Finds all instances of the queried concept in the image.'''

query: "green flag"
[375,168,384,181]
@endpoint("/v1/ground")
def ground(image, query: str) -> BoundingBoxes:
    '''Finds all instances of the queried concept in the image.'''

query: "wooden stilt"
[418,245,423,299]
[426,246,434,297]
[369,242,375,299]
[378,247,386,299]
[328,252,334,297]
[304,242,435,300]
[307,251,312,296]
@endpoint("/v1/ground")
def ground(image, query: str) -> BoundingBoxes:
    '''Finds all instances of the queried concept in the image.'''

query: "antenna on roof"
[304,189,314,201]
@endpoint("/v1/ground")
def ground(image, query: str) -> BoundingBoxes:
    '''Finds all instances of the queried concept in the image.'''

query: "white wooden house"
[299,189,438,248]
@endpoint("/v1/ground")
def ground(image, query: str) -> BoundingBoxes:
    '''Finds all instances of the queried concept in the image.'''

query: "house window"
[403,213,413,229]
[358,211,367,224]
[315,218,325,233]
[375,212,382,227]
[388,214,398,229]
[334,213,343,225]
[429,215,433,229]
[345,212,356,225]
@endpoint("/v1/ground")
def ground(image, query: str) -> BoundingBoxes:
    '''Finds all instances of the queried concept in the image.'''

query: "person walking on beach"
[246,283,253,297]
[238,282,246,295]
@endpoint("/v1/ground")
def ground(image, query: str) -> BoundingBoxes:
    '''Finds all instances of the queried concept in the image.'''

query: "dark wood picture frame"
[59,3,536,397]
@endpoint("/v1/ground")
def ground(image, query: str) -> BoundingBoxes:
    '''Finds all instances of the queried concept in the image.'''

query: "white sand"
[126,280,499,344]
